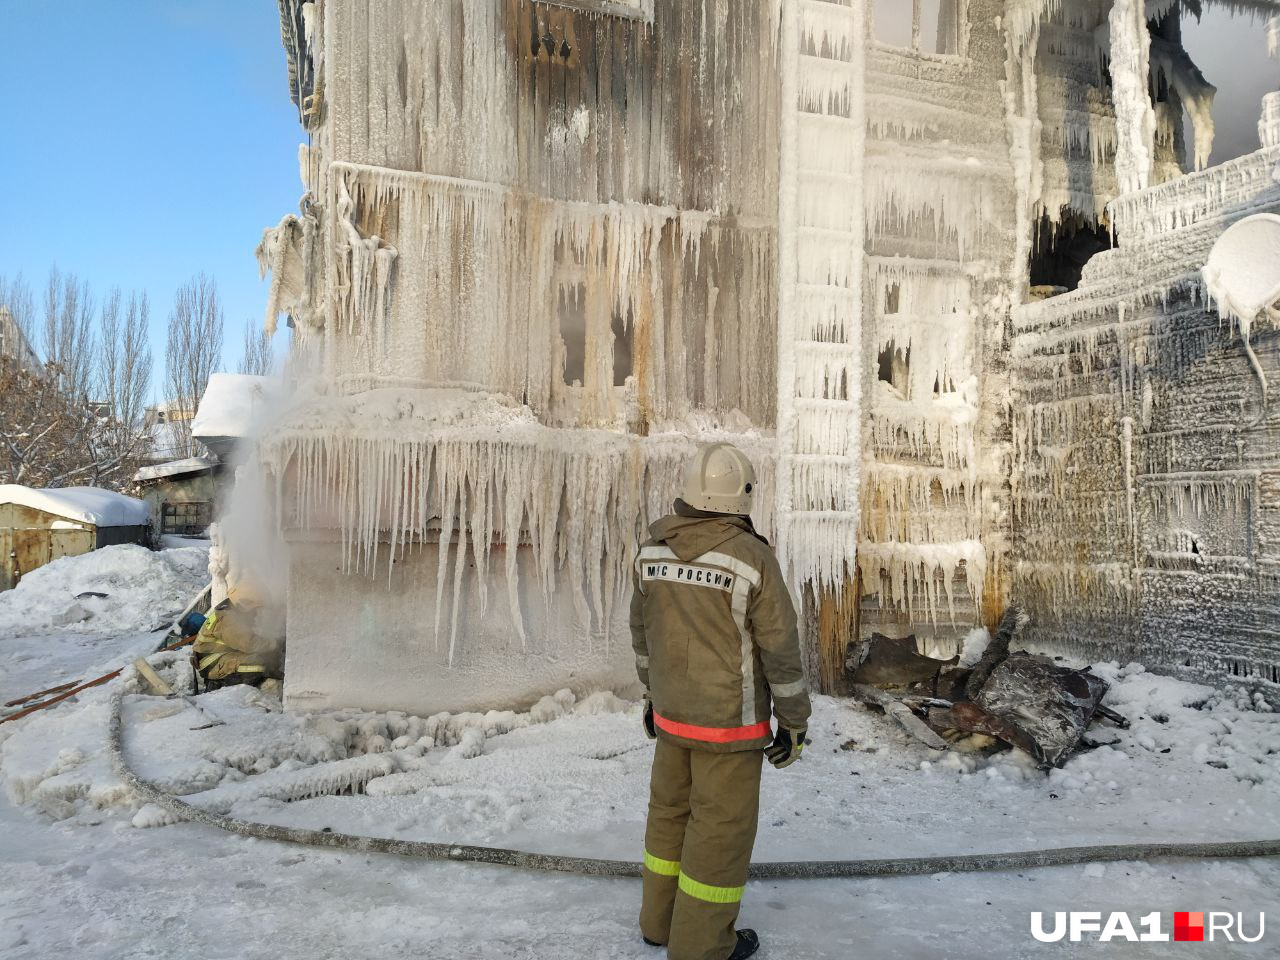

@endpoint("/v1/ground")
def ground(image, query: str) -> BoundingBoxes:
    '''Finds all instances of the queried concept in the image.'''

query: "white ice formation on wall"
[263,387,776,662]
[254,0,1280,700]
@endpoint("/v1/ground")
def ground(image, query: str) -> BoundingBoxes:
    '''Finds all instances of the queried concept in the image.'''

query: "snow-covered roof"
[132,457,218,484]
[0,485,150,527]
[192,373,279,440]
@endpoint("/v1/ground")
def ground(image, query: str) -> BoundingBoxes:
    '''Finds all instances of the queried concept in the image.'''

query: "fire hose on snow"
[107,671,1280,880]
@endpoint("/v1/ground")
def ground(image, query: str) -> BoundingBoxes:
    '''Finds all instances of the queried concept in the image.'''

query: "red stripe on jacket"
[653,711,772,744]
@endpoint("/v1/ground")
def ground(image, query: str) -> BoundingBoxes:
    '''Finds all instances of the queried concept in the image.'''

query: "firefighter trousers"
[640,738,764,960]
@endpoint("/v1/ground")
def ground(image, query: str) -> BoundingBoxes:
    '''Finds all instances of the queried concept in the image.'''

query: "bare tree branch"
[238,319,275,376]
[42,266,97,401]
[99,288,152,472]
[165,273,224,458]
[0,272,36,358]
[0,357,136,489]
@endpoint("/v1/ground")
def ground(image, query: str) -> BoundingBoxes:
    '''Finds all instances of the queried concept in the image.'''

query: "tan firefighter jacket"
[630,511,812,753]
[193,598,282,682]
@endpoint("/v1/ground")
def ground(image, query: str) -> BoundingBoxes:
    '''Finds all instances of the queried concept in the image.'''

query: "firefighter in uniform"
[631,442,811,960]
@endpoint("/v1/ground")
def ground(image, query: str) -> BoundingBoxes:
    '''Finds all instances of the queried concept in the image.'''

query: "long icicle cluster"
[263,388,777,664]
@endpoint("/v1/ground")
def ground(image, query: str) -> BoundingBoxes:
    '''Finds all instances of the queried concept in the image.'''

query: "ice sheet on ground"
[2,627,1279,957]
[4,650,1277,866]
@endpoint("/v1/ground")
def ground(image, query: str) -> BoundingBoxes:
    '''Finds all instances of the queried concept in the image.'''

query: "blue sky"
[0,0,301,395]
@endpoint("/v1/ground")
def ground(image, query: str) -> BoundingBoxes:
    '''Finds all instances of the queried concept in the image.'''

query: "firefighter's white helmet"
[681,442,756,516]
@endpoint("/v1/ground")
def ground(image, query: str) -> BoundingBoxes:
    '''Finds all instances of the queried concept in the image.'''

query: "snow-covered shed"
[257,0,1280,715]
[0,486,150,591]
[131,457,221,537]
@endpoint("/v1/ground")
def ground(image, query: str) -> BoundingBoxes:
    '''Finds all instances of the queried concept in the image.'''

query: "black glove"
[643,697,657,739]
[765,726,806,768]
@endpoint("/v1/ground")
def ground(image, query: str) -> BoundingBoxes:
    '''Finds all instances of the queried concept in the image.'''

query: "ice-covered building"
[1012,12,1280,686]
[260,0,1280,715]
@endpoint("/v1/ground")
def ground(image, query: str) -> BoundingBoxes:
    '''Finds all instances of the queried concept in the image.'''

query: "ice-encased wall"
[264,387,777,712]
[319,162,778,430]
[264,0,799,710]
[259,0,1254,713]
[852,1,1018,649]
[775,0,867,666]
[1011,144,1280,684]
[303,0,786,434]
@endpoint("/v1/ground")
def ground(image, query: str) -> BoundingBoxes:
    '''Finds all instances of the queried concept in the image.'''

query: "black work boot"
[727,929,760,960]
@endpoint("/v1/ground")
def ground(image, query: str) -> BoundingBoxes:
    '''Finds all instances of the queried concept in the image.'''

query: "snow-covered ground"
[2,545,1278,958]
[0,542,209,710]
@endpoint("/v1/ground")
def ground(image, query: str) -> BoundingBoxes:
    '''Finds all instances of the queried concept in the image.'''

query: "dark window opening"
[559,283,586,386]
[1028,209,1113,293]
[877,341,911,397]
[884,282,901,315]
[559,282,632,388]
[612,307,633,386]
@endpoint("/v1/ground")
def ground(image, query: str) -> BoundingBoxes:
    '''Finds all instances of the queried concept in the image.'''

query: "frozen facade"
[1012,9,1280,685]
[259,0,1280,716]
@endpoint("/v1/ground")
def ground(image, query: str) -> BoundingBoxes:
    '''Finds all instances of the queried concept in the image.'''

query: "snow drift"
[0,544,209,638]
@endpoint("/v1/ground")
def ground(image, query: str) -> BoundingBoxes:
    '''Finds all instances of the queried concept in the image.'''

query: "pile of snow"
[0,544,208,637]
[0,485,149,528]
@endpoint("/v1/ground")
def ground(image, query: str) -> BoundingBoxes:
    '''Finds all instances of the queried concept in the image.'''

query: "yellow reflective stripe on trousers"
[643,850,680,877]
[677,871,745,904]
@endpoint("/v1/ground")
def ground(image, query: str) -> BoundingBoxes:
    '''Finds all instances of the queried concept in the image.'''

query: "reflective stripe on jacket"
[630,512,812,754]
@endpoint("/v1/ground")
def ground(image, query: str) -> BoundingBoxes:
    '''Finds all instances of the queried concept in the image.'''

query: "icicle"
[856,539,987,625]
[1149,40,1216,171]
[1109,0,1157,194]
[263,389,777,665]
[256,209,319,337]
[798,0,858,61]
[186,753,399,813]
